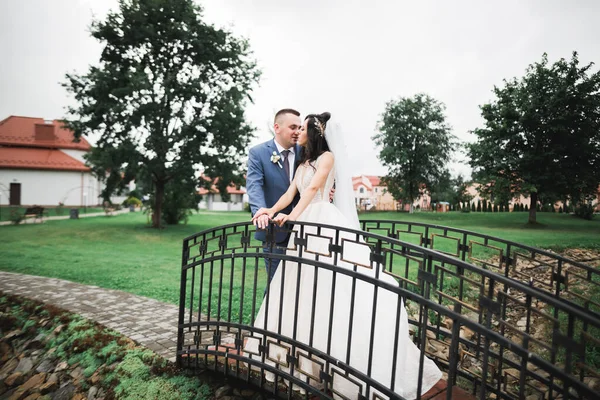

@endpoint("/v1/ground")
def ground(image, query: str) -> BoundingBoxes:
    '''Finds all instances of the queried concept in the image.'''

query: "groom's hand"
[252,207,272,229]
[329,187,335,203]
[253,214,270,229]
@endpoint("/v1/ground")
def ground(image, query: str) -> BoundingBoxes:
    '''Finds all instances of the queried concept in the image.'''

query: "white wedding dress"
[245,155,442,400]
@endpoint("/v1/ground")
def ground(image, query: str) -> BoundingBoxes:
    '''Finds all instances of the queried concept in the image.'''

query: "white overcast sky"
[1,0,599,178]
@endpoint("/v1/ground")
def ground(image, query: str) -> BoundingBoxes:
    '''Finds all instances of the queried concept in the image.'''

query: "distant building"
[0,116,103,207]
[352,175,396,211]
[197,176,246,211]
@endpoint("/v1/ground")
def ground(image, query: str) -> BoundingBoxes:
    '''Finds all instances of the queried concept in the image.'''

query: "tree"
[452,174,472,210]
[374,94,456,212]
[468,52,600,224]
[62,0,260,227]
[429,168,455,207]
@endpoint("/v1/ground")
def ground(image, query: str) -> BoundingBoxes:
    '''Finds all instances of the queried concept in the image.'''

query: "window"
[359,187,364,194]
[375,188,378,193]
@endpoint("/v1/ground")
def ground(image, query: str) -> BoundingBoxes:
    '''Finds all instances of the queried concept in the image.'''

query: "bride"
[246,112,442,400]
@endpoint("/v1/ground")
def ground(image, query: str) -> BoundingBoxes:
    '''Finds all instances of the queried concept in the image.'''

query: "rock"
[0,358,19,380]
[12,373,47,399]
[50,383,75,400]
[53,325,65,335]
[459,327,475,340]
[0,342,13,362]
[503,368,520,382]
[24,334,46,350]
[87,386,99,400]
[23,394,42,400]
[54,362,68,372]
[72,394,86,400]
[4,330,24,341]
[40,379,58,395]
[35,360,54,374]
[215,385,233,398]
[69,366,84,382]
[46,373,58,385]
[240,389,255,397]
[14,358,34,374]
[90,371,101,385]
[5,372,25,387]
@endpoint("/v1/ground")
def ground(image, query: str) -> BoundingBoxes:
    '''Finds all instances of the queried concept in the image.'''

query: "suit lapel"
[267,139,290,183]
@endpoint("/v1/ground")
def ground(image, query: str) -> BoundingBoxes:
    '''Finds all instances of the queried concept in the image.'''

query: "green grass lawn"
[0,210,598,310]
[0,206,105,221]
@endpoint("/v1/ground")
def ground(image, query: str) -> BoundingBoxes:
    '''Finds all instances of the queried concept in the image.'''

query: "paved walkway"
[0,271,180,362]
[0,209,130,226]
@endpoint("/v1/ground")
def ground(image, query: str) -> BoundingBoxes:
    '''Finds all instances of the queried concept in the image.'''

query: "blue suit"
[246,139,302,284]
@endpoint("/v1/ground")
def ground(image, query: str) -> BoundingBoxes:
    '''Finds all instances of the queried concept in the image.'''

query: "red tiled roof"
[366,175,381,186]
[0,147,90,172]
[198,175,245,195]
[0,116,91,151]
[352,175,384,191]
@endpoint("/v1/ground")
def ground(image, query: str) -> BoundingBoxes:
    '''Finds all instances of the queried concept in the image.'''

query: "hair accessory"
[313,117,325,137]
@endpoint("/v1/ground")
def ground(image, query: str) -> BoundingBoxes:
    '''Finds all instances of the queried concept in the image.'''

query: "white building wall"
[197,193,244,211]
[60,149,88,164]
[0,169,103,206]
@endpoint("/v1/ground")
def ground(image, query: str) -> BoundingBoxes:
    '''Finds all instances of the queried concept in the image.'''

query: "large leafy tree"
[468,52,600,224]
[374,94,456,212]
[62,0,260,227]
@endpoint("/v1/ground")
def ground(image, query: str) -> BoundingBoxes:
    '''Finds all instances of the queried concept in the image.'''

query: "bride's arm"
[280,152,334,223]
[252,178,298,224]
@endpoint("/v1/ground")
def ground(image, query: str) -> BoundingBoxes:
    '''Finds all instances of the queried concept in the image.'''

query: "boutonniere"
[270,151,282,168]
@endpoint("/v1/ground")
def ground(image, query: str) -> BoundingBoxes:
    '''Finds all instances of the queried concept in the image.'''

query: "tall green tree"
[62,0,260,227]
[468,52,600,224]
[452,174,473,209]
[428,169,454,206]
[374,94,457,212]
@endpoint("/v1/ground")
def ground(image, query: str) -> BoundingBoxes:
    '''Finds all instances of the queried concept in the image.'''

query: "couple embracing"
[245,109,441,400]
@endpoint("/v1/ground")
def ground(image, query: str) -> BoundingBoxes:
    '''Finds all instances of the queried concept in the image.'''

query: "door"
[9,183,21,206]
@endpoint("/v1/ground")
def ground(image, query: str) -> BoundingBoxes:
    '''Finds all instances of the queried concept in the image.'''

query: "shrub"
[476,200,481,212]
[559,206,563,213]
[574,203,594,220]
[9,207,23,225]
[123,196,143,207]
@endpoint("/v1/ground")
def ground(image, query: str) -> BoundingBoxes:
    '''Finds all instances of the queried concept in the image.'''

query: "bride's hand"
[272,213,290,227]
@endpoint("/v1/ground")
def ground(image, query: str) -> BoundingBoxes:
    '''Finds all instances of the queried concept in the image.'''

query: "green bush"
[123,196,143,207]
[575,203,594,220]
[9,207,23,225]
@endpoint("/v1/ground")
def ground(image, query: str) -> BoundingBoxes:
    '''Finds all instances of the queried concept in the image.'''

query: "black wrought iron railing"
[177,220,600,400]
[360,220,600,318]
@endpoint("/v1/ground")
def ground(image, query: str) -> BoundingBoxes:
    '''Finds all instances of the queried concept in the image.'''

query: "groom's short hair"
[274,108,300,123]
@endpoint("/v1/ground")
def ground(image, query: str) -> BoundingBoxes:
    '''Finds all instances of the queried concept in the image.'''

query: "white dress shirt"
[274,139,295,183]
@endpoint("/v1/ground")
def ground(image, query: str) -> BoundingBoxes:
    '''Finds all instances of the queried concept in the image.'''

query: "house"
[0,116,103,207]
[197,176,246,211]
[352,175,396,211]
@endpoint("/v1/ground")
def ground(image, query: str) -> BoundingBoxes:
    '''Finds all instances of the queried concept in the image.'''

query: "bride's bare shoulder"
[317,151,334,166]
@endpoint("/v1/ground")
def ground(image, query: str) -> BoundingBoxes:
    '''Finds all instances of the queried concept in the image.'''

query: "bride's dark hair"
[299,112,331,167]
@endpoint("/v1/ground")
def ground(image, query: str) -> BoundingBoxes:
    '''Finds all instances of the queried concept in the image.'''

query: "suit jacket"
[246,139,302,243]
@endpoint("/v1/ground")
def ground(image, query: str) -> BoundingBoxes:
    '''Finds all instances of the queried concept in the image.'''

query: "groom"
[246,109,303,284]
